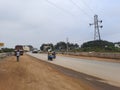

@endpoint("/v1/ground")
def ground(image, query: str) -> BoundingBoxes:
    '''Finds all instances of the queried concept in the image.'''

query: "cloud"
[0,0,120,48]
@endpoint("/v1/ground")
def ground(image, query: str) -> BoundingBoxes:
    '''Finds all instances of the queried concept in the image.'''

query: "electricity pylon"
[90,15,103,40]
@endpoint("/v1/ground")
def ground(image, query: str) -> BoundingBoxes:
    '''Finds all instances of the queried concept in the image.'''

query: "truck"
[14,45,24,55]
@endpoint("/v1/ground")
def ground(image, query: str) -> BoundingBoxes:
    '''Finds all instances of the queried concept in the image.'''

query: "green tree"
[1,48,14,53]
[40,43,54,51]
[54,41,67,51]
[81,40,115,52]
[54,42,79,51]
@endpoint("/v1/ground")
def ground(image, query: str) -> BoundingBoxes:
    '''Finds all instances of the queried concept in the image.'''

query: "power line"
[80,0,95,14]
[45,0,75,17]
[68,0,92,19]
[81,0,104,17]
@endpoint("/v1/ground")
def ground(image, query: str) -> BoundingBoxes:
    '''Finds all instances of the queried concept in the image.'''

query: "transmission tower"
[89,15,103,40]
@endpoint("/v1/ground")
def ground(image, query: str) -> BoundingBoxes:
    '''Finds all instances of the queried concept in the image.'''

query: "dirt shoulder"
[58,54,120,63]
[0,55,94,90]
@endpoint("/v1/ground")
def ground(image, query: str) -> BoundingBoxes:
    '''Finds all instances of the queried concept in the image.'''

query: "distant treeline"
[0,48,14,53]
[1,40,120,53]
[40,40,120,52]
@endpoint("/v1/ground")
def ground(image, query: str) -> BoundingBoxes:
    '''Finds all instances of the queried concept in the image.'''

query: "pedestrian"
[48,50,53,61]
[16,50,20,62]
[52,51,56,59]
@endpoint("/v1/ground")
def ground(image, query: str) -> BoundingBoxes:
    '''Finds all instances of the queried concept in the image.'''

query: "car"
[32,48,38,53]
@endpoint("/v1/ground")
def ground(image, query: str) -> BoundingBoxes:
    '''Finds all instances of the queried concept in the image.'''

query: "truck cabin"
[14,45,24,55]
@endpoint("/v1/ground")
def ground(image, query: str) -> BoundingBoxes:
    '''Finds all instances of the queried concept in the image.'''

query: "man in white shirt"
[16,50,20,62]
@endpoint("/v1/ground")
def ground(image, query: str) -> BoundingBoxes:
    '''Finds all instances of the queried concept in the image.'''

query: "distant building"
[43,45,51,51]
[115,43,120,48]
[27,45,33,51]
[23,45,30,52]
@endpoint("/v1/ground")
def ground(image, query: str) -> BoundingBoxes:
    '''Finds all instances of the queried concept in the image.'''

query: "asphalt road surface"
[27,52,120,87]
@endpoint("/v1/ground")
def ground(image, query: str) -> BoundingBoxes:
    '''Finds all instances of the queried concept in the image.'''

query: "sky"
[0,0,120,48]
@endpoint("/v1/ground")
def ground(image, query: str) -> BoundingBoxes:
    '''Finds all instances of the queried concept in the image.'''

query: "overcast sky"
[0,0,120,48]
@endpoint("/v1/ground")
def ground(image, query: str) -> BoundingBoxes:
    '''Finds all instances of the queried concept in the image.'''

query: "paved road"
[27,53,120,87]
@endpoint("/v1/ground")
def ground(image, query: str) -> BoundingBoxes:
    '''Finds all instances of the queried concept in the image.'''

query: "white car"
[32,48,38,53]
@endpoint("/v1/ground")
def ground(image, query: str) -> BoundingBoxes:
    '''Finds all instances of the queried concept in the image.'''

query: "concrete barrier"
[0,52,14,59]
[0,53,7,59]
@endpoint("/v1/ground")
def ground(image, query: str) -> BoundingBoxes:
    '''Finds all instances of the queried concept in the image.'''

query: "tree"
[0,48,14,53]
[27,45,33,51]
[67,43,79,50]
[40,43,54,51]
[54,42,67,51]
[54,42,79,51]
[81,40,115,52]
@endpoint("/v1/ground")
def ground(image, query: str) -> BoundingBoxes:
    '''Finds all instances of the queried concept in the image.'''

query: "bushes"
[81,40,119,52]
[0,48,14,53]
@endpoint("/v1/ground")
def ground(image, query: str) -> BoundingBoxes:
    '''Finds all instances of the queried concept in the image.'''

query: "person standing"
[48,50,53,61]
[52,51,56,59]
[16,50,20,62]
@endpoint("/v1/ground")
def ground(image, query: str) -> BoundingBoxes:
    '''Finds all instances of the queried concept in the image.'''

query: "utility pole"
[89,15,103,40]
[66,37,69,53]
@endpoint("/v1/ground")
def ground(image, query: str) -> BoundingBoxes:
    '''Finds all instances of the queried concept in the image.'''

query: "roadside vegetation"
[0,48,14,53]
[81,40,120,52]
[40,40,120,52]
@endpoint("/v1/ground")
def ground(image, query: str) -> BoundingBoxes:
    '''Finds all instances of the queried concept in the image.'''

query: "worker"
[48,50,53,61]
[52,51,56,59]
[16,50,20,62]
